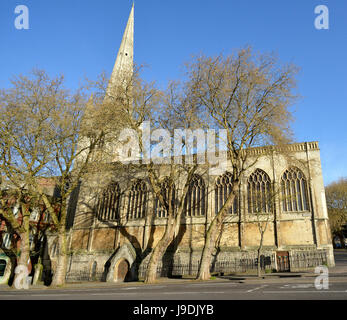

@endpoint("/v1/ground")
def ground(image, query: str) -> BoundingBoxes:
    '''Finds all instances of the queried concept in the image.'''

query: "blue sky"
[0,0,346,185]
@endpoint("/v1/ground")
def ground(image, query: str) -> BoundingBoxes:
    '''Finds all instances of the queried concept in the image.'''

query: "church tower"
[106,3,134,96]
[104,3,135,162]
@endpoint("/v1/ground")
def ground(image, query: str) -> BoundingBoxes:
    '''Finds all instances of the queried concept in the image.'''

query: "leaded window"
[30,208,40,221]
[97,182,121,221]
[247,169,272,214]
[281,167,309,212]
[1,233,12,249]
[215,172,238,214]
[154,179,175,218]
[184,174,206,217]
[127,180,147,219]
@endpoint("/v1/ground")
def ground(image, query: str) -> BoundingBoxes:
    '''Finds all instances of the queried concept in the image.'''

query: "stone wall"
[65,141,335,282]
[64,246,330,282]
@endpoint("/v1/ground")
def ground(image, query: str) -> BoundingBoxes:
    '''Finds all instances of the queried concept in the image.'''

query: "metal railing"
[65,250,328,282]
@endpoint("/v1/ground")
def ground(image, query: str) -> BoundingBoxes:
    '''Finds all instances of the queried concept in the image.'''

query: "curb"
[1,273,347,291]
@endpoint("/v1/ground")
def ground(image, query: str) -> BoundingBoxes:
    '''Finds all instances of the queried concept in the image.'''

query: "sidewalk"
[1,266,346,291]
[0,271,322,291]
[221,271,316,281]
[0,276,202,291]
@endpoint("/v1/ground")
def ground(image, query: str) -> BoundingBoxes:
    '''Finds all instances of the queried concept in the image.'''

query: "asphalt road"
[1,278,347,300]
[1,250,347,301]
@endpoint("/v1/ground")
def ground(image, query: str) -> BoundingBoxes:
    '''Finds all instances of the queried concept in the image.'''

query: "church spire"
[106,3,134,95]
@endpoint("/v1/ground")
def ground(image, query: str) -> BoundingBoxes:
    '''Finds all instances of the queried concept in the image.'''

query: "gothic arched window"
[154,178,175,218]
[281,167,309,212]
[97,182,121,221]
[127,180,147,219]
[247,169,272,214]
[184,174,206,217]
[215,172,238,214]
[1,232,12,249]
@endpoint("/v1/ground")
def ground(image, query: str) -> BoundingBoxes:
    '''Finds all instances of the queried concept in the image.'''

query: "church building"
[60,5,334,282]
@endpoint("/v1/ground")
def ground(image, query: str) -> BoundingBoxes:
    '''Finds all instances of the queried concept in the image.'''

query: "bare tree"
[182,47,299,280]
[0,69,107,286]
[89,68,205,284]
[0,188,31,285]
[96,47,298,282]
[0,172,61,286]
[142,80,210,284]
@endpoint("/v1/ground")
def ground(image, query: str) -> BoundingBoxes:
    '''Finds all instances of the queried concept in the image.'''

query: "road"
[0,279,347,300]
[0,250,347,300]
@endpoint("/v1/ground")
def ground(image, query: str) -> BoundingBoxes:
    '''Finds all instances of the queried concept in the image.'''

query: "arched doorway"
[114,259,129,282]
[105,244,137,283]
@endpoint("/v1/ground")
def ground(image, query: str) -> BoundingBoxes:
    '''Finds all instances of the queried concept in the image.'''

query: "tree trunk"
[257,232,264,278]
[197,189,237,281]
[196,219,219,281]
[17,231,30,267]
[13,230,30,287]
[257,248,262,278]
[144,223,175,284]
[33,261,43,285]
[197,245,213,280]
[13,204,30,288]
[51,230,68,286]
